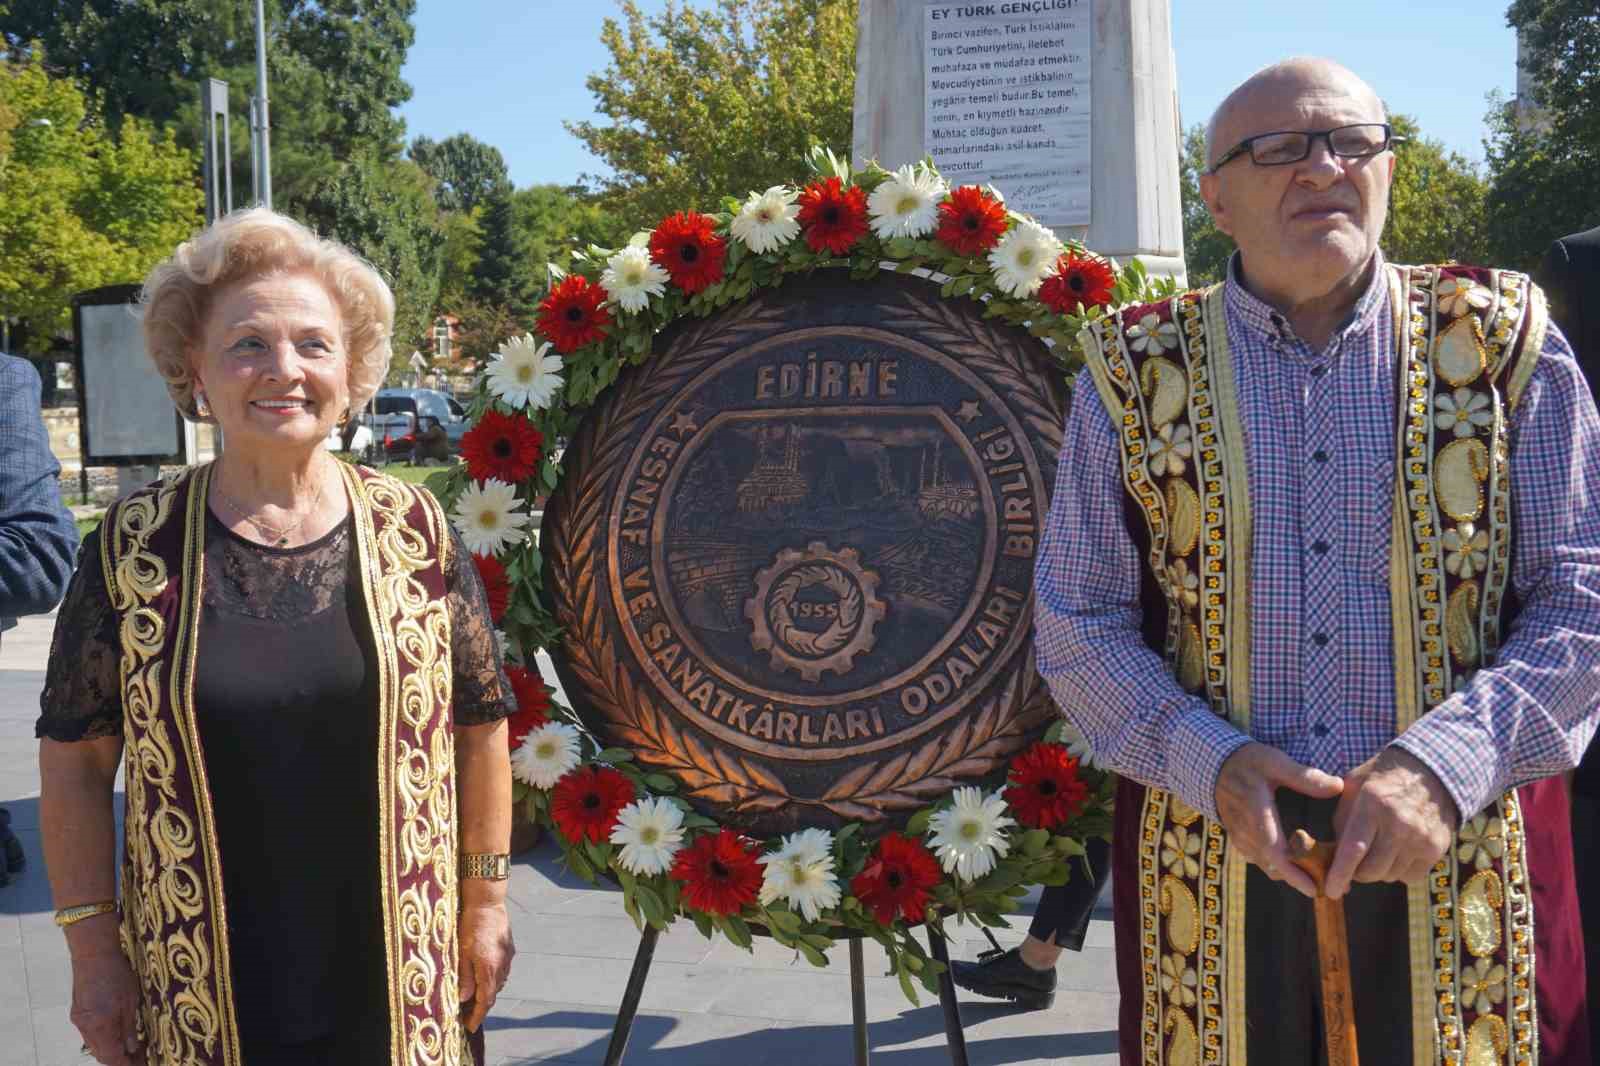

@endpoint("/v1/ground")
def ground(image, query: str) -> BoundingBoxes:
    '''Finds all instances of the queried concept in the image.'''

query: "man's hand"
[457,901,515,1033]
[1215,742,1344,897]
[1324,747,1458,900]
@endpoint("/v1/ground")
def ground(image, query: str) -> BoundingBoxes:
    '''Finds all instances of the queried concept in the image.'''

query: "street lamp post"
[252,0,272,209]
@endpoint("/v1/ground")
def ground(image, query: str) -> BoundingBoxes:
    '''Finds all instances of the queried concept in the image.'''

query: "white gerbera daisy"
[1057,719,1105,771]
[610,796,686,876]
[510,721,581,789]
[758,828,841,921]
[730,186,801,254]
[867,163,948,239]
[926,787,1015,882]
[987,218,1063,297]
[600,244,669,313]
[451,478,532,556]
[487,334,565,410]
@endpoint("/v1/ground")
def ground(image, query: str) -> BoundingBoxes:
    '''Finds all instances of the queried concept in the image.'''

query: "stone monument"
[853,0,1186,282]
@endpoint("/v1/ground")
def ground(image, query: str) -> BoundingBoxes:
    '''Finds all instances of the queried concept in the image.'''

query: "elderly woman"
[36,209,515,1066]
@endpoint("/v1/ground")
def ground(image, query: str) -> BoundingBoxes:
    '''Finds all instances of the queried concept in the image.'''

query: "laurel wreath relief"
[545,279,1066,824]
[767,564,860,657]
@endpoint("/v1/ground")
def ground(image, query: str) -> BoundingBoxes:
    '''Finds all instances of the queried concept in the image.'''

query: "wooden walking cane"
[1288,830,1360,1066]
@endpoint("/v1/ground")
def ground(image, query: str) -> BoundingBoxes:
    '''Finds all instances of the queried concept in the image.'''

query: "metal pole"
[926,927,970,1066]
[849,937,871,1066]
[253,0,272,209]
[602,924,659,1066]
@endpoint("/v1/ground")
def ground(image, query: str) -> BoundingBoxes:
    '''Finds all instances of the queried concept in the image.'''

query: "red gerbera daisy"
[934,185,1009,256]
[1038,251,1117,316]
[649,212,728,294]
[1003,742,1089,831]
[849,833,942,926]
[550,764,636,845]
[503,666,550,749]
[460,408,543,485]
[797,176,869,255]
[473,553,511,624]
[670,827,763,916]
[536,274,611,353]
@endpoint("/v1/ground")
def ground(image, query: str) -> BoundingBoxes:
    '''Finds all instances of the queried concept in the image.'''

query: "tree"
[1380,115,1490,267]
[513,184,629,274]
[1177,124,1235,286]
[297,155,445,370]
[568,0,856,232]
[434,207,484,313]
[409,133,510,214]
[1485,1,1600,268]
[0,0,416,206]
[0,52,203,349]
[471,187,535,310]
[1178,114,1491,285]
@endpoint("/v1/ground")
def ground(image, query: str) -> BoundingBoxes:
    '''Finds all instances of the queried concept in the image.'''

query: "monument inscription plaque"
[544,270,1066,834]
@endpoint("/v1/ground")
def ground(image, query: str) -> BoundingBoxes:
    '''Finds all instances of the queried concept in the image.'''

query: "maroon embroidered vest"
[101,463,470,1066]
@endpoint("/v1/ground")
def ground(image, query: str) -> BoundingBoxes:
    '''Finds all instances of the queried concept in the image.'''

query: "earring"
[194,389,212,419]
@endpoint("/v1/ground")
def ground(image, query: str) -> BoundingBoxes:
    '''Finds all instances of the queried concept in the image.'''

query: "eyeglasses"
[1206,123,1403,174]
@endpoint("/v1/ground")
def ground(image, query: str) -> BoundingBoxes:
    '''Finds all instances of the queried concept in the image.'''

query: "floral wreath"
[432,148,1170,1002]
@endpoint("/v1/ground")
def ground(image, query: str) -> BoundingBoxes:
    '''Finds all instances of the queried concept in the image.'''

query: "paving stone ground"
[1,611,1119,1065]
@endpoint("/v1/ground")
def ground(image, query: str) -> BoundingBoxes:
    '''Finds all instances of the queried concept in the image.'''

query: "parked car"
[367,388,470,458]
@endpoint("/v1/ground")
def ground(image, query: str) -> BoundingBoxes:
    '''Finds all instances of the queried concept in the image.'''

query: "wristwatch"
[460,852,510,881]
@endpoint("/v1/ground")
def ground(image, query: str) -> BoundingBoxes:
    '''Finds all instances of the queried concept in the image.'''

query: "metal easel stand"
[601,923,970,1066]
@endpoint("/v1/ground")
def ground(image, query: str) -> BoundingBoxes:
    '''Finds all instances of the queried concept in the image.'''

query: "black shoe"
[0,807,22,877]
[950,946,1056,1010]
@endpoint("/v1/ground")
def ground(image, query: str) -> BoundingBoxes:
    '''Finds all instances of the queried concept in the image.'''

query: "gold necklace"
[212,469,330,547]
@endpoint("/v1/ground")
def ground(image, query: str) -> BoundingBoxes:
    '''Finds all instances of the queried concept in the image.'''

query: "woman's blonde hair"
[140,207,394,422]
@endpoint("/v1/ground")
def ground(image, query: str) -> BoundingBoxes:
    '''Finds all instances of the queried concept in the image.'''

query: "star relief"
[956,399,981,423]
[668,409,700,437]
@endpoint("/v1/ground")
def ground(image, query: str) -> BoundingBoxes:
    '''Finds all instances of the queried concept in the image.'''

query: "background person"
[36,208,516,1066]
[1038,58,1599,1064]
[0,350,78,888]
[1538,222,1600,1060]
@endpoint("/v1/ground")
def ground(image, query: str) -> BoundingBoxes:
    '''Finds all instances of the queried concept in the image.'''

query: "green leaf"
[642,773,679,793]
[724,915,754,949]
[1022,828,1051,858]
[692,911,715,939]
[897,963,921,1006]
[799,942,829,967]
[593,747,636,764]
[905,808,934,837]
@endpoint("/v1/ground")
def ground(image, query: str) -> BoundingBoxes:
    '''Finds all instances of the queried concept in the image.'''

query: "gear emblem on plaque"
[543,270,1068,834]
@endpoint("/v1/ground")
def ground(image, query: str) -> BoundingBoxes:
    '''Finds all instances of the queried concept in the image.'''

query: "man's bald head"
[1205,58,1386,170]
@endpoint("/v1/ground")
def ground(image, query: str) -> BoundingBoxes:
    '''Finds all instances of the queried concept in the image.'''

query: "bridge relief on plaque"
[546,272,1064,831]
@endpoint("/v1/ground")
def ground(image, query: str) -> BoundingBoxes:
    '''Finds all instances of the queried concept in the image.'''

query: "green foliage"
[513,184,630,279]
[297,155,445,367]
[1180,114,1493,283]
[0,0,417,207]
[567,0,856,232]
[1177,124,1234,286]
[472,187,535,311]
[1484,1,1600,269]
[409,133,511,214]
[1381,114,1490,267]
[0,51,203,347]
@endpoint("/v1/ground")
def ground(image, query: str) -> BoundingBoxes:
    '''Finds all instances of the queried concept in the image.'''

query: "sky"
[397,0,1520,190]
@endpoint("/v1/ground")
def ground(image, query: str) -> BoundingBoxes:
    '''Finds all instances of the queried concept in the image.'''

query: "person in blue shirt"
[0,351,78,886]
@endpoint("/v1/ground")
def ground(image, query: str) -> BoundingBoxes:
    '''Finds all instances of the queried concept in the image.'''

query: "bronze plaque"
[544,271,1066,834]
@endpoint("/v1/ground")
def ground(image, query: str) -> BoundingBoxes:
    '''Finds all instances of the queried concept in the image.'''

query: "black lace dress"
[37,507,512,1063]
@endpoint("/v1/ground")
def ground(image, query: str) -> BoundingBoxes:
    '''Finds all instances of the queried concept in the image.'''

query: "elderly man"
[1036,58,1598,1065]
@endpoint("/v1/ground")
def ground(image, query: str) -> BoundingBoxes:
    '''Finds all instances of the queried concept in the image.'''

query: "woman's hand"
[67,920,144,1065]
[457,900,515,1033]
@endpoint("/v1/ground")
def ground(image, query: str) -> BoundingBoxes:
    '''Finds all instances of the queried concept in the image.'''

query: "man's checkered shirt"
[1033,255,1600,822]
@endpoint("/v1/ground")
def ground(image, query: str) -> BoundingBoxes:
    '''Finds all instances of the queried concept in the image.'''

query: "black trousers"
[1027,835,1112,951]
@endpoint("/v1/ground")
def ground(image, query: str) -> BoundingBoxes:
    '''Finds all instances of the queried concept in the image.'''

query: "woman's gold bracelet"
[54,901,118,928]
[460,852,510,880]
